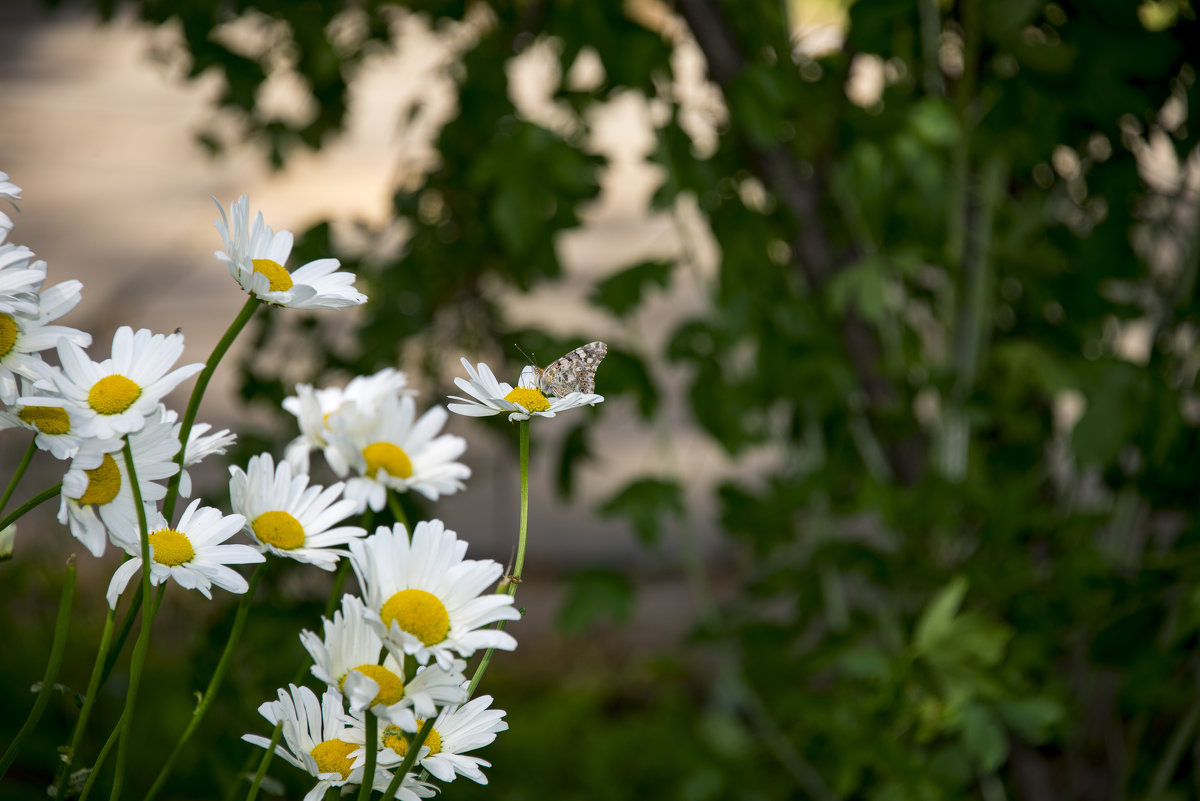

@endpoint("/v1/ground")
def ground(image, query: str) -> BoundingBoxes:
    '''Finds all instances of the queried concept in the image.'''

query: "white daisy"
[0,171,21,241]
[105,498,262,608]
[282,368,414,473]
[0,377,87,461]
[213,194,366,310]
[58,406,180,557]
[0,276,91,404]
[179,420,237,498]
[242,685,432,801]
[348,520,520,670]
[380,695,508,785]
[37,326,202,440]
[229,452,366,570]
[448,358,603,422]
[300,594,468,727]
[0,243,44,316]
[325,395,470,512]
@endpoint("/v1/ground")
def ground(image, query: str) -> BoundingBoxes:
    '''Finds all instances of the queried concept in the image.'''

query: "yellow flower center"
[252,510,305,550]
[504,387,550,412]
[87,374,142,416]
[74,454,121,506]
[341,664,405,707]
[0,313,18,357]
[380,589,450,646]
[309,738,356,779]
[362,442,413,480]
[383,723,442,758]
[18,405,71,436]
[148,528,195,566]
[252,258,294,292]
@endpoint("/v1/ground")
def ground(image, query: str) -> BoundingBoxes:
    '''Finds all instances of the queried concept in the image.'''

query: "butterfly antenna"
[513,343,539,367]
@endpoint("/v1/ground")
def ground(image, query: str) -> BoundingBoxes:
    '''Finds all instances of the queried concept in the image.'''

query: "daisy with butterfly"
[447,341,607,422]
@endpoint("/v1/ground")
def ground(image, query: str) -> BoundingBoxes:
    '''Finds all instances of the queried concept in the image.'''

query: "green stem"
[0,555,76,779]
[357,710,378,801]
[243,556,354,801]
[378,718,436,801]
[1148,698,1200,798]
[109,440,155,801]
[387,492,409,530]
[466,420,530,699]
[78,709,124,801]
[97,582,143,691]
[0,482,62,532]
[242,722,285,801]
[52,603,118,799]
[145,561,270,801]
[0,436,37,517]
[164,295,260,519]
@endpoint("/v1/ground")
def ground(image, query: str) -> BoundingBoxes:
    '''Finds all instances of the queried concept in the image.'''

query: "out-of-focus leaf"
[557,569,635,633]
[590,261,674,317]
[599,478,684,545]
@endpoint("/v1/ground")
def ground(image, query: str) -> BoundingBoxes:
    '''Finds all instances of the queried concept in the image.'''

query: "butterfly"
[531,341,608,397]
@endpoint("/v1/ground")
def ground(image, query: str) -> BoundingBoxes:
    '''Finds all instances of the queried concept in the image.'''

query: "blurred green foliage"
[10,0,1200,799]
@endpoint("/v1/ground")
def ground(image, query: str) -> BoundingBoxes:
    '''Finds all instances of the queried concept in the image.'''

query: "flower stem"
[387,492,409,530]
[0,555,76,779]
[164,295,260,519]
[378,718,435,801]
[144,561,270,801]
[97,581,143,690]
[357,710,378,801]
[466,419,530,699]
[0,482,61,532]
[108,440,155,801]
[0,435,37,517]
[242,557,353,801]
[52,602,118,799]
[78,709,124,801]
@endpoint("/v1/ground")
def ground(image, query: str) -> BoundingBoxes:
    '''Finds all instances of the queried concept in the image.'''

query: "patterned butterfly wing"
[534,341,608,398]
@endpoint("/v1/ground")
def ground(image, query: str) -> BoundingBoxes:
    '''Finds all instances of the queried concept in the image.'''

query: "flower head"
[348,520,519,669]
[58,406,180,557]
[0,171,21,242]
[105,498,262,608]
[300,595,468,727]
[0,377,87,461]
[282,368,414,473]
[243,685,433,801]
[214,195,366,309]
[0,275,91,405]
[36,326,202,440]
[380,695,508,785]
[447,358,603,422]
[325,395,470,512]
[229,452,366,570]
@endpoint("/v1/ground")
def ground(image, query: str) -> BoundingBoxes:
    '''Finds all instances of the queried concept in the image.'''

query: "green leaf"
[590,261,674,317]
[913,577,969,654]
[960,703,1009,773]
[598,478,684,545]
[557,569,634,633]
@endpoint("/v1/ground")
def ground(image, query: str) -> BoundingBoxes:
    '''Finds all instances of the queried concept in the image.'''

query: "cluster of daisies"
[0,173,605,800]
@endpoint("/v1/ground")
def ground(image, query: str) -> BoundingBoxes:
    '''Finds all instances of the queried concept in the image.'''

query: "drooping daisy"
[58,406,181,557]
[0,377,88,461]
[447,358,603,422]
[0,276,91,404]
[242,685,432,801]
[229,452,366,570]
[282,368,414,473]
[105,498,262,608]
[379,695,508,785]
[213,195,366,310]
[325,395,470,512]
[37,326,202,440]
[348,520,520,670]
[0,171,21,241]
[300,594,468,727]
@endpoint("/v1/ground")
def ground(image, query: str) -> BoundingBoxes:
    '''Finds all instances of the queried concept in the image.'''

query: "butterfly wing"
[537,341,607,398]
